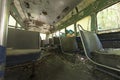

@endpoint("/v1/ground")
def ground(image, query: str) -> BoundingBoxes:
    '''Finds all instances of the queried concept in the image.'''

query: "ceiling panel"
[14,0,83,33]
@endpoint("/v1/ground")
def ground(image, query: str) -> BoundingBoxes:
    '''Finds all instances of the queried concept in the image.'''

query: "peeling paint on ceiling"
[14,0,96,33]
[14,0,82,33]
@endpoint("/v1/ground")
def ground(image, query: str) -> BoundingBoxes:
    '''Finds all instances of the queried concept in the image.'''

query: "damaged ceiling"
[55,0,96,27]
[14,0,95,33]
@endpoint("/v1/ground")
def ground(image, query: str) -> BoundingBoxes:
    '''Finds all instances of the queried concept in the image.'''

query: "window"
[66,24,75,37]
[97,2,120,32]
[40,33,46,40]
[48,34,52,38]
[76,16,91,32]
[16,23,22,29]
[53,31,60,37]
[55,31,60,37]
[76,16,91,36]
[8,15,16,26]
[60,28,65,37]
[66,24,74,31]
[53,32,56,37]
[17,23,21,28]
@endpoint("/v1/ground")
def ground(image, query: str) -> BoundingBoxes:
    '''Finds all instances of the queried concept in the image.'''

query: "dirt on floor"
[5,53,118,80]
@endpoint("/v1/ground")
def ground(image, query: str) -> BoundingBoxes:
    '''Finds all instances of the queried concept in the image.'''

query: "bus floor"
[5,52,118,80]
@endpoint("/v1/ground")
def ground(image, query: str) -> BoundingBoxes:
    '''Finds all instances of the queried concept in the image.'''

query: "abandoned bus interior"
[0,0,120,80]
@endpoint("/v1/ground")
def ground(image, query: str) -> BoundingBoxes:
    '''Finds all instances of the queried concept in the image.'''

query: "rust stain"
[42,11,48,15]
[34,20,45,26]
[24,1,30,8]
[27,13,31,17]
[62,6,70,12]
[57,16,61,19]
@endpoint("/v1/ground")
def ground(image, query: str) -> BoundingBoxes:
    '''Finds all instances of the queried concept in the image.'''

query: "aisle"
[5,53,117,80]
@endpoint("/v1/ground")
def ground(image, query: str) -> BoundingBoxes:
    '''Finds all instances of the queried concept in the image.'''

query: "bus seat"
[79,30,120,69]
[52,37,61,52]
[60,37,79,53]
[6,28,41,67]
[41,37,60,52]
[49,38,54,46]
[7,28,40,49]
[98,32,120,48]
[53,37,60,45]
[76,37,84,54]
[6,49,41,67]
[79,30,103,57]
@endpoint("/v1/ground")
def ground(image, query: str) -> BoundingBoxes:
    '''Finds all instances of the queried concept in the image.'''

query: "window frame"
[76,16,91,32]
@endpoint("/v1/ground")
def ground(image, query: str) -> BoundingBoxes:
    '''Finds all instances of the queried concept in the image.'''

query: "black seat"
[76,37,84,55]
[79,30,120,70]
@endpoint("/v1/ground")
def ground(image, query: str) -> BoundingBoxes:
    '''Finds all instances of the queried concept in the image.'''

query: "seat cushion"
[6,49,41,66]
[91,48,120,69]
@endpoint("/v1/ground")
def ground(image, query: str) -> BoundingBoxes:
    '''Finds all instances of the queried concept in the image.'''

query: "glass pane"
[60,28,65,37]
[66,24,74,31]
[53,33,56,37]
[55,31,60,37]
[76,16,91,32]
[8,15,16,26]
[66,24,75,37]
[17,23,21,28]
[48,34,52,38]
[40,33,46,40]
[97,2,120,32]
[53,31,59,37]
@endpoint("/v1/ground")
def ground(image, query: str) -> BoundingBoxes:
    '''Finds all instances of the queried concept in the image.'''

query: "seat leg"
[29,61,36,79]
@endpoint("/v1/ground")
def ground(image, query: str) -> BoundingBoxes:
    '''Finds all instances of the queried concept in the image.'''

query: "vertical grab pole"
[0,0,9,79]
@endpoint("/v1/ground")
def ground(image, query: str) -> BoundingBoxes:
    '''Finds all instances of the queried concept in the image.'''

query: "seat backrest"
[79,30,103,57]
[76,37,83,50]
[49,38,54,45]
[60,37,78,53]
[7,28,40,49]
[53,37,60,45]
